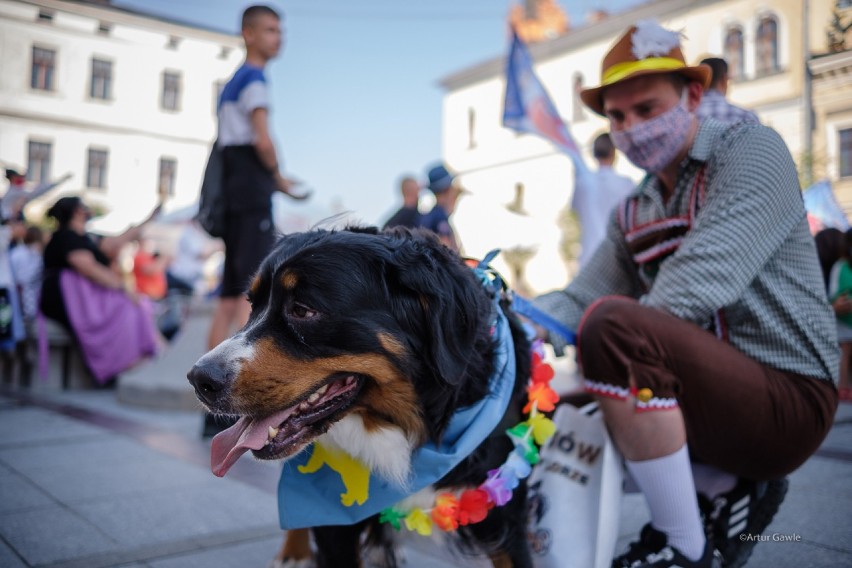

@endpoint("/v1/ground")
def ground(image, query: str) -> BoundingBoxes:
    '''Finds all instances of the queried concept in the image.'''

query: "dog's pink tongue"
[210,408,296,477]
[210,417,260,477]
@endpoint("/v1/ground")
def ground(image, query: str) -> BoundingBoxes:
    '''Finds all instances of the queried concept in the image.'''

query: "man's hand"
[275,173,312,201]
[833,294,852,316]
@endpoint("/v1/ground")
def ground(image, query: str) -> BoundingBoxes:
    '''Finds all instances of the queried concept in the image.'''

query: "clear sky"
[115,0,642,226]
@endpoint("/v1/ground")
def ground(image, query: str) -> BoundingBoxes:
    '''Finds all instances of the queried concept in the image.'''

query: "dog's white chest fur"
[319,414,414,488]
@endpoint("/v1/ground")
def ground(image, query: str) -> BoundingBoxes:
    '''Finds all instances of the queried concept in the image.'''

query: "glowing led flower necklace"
[378,339,558,536]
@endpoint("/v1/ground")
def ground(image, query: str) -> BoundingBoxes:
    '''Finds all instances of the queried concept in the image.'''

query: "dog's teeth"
[299,402,310,411]
[345,375,355,385]
[268,426,279,439]
[316,385,329,396]
[308,392,320,403]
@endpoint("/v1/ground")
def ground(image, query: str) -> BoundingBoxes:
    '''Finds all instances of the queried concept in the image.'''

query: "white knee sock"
[626,445,706,561]
[692,463,737,499]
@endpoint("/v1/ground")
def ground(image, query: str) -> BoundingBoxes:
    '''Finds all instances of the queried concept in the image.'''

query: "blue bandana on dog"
[276,292,516,529]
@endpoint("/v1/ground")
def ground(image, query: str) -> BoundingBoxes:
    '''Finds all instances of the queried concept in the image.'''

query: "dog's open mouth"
[210,374,364,477]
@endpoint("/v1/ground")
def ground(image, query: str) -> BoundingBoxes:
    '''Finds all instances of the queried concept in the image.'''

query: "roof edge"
[24,0,241,43]
[438,0,717,91]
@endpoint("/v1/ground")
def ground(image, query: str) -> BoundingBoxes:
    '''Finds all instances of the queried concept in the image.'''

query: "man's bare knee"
[597,395,686,461]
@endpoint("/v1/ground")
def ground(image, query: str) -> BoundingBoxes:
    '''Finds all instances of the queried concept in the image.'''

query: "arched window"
[756,15,779,76]
[572,72,585,123]
[723,26,745,80]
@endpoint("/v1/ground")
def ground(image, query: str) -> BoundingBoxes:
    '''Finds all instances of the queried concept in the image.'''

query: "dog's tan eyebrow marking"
[378,333,406,357]
[281,270,299,290]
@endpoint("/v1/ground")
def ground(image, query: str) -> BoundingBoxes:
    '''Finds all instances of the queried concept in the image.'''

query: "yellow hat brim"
[581,61,711,117]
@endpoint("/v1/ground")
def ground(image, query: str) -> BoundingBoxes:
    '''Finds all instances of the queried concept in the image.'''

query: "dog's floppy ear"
[384,231,493,389]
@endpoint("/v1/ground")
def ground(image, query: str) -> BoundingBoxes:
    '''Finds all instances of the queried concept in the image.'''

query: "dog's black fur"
[189,227,533,567]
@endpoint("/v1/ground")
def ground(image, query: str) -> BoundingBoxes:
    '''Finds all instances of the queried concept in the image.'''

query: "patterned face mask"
[610,93,693,174]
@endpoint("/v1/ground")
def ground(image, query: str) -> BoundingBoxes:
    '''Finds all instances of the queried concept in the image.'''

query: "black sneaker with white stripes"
[699,477,789,567]
[612,524,722,568]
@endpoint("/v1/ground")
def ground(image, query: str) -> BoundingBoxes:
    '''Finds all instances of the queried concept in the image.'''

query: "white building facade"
[440,0,838,295]
[0,0,243,225]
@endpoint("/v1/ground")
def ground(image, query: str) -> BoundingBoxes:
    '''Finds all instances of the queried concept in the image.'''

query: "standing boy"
[204,5,309,436]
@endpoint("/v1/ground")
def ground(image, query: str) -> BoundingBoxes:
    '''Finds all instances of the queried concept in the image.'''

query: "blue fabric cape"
[277,303,516,529]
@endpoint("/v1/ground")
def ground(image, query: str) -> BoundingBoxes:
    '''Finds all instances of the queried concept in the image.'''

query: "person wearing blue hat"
[420,163,463,252]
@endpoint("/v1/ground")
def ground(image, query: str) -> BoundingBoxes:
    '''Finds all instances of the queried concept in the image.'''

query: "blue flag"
[803,179,849,233]
[502,28,588,176]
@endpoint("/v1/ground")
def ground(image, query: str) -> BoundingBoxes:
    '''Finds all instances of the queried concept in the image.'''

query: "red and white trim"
[624,216,689,243]
[583,379,630,400]
[635,396,679,412]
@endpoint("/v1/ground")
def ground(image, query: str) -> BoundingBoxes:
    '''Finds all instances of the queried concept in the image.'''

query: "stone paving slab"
[147,534,284,568]
[40,526,283,568]
[822,407,852,451]
[0,538,27,568]
[767,458,852,552]
[0,505,120,566]
[74,485,278,548]
[0,435,168,476]
[0,469,56,514]
[24,454,211,505]
[0,407,109,446]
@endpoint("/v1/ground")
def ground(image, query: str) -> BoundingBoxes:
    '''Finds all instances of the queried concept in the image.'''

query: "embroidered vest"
[617,166,727,340]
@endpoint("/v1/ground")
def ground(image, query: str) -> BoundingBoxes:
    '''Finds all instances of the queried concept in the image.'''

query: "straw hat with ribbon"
[580,20,711,116]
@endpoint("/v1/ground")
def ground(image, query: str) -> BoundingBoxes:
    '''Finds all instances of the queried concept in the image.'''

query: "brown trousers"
[576,297,838,480]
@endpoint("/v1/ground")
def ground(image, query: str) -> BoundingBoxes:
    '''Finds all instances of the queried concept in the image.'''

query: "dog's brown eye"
[290,302,317,320]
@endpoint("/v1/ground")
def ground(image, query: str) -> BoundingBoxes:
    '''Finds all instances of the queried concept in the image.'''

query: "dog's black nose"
[187,363,231,406]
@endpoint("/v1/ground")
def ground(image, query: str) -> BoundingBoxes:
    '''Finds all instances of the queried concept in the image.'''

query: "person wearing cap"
[695,57,759,125]
[420,163,463,253]
[532,20,838,568]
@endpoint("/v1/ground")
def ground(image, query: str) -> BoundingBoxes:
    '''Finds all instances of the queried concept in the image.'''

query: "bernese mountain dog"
[187,226,535,567]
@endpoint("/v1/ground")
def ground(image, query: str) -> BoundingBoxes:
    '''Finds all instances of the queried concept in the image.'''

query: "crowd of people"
[1,7,847,568]
[0,169,222,387]
[382,162,466,250]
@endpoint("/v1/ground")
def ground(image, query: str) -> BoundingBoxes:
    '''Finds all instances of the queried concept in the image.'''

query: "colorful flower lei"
[378,339,558,536]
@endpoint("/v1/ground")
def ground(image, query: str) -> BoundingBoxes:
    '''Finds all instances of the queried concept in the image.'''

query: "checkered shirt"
[535,118,839,383]
[696,89,760,125]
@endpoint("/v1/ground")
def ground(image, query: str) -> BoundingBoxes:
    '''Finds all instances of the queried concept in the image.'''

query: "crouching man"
[533,20,838,568]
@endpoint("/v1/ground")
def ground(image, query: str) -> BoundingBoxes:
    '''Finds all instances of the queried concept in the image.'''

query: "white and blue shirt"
[218,64,269,148]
